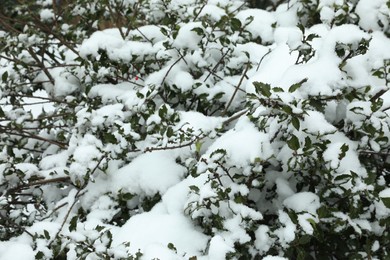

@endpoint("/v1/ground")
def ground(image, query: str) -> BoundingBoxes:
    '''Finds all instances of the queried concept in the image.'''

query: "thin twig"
[48,188,82,246]
[144,135,203,153]
[222,109,248,126]
[48,157,104,245]
[204,48,231,82]
[222,63,250,116]
[193,3,207,21]
[0,126,68,148]
[256,49,271,72]
[160,57,183,86]
[6,177,71,195]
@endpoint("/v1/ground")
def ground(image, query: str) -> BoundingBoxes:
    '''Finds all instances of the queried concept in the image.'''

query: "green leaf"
[288,78,308,93]
[95,225,105,232]
[363,124,376,136]
[69,216,78,232]
[191,27,204,36]
[299,235,311,245]
[297,23,305,33]
[297,247,307,260]
[166,127,174,138]
[306,33,319,41]
[372,70,384,78]
[234,195,245,204]
[381,197,390,208]
[1,71,8,82]
[334,174,352,183]
[213,92,224,99]
[371,98,383,112]
[121,192,134,200]
[195,141,203,153]
[375,136,388,143]
[287,135,300,150]
[253,82,271,98]
[272,87,284,92]
[35,252,45,260]
[0,107,5,118]
[230,18,242,31]
[317,206,331,218]
[103,132,117,144]
[189,185,200,193]
[303,136,312,151]
[338,143,349,160]
[291,117,300,130]
[167,243,177,252]
[282,105,293,114]
[43,230,50,240]
[159,105,168,118]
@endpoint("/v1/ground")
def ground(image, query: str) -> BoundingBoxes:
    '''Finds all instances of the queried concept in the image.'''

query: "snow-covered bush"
[0,0,389,259]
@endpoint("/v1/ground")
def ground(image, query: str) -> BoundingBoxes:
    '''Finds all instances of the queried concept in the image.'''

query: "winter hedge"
[0,0,389,259]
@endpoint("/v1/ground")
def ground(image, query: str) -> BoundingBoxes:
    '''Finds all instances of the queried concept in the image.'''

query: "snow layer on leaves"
[0,242,35,260]
[173,22,204,50]
[263,256,288,260]
[207,235,234,260]
[235,9,276,43]
[275,210,296,247]
[112,211,208,257]
[88,82,142,109]
[254,225,273,254]
[128,25,166,43]
[196,4,226,21]
[34,67,80,98]
[283,192,320,214]
[246,43,297,92]
[303,110,336,134]
[79,28,155,61]
[379,188,390,198]
[176,111,224,136]
[204,117,274,169]
[110,151,186,196]
[356,0,390,32]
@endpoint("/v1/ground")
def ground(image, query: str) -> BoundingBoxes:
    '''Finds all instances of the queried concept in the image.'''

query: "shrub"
[0,0,389,259]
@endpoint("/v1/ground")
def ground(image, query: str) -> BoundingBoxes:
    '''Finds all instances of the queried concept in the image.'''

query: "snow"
[235,9,276,43]
[254,225,273,253]
[274,27,302,49]
[275,210,296,246]
[263,256,288,260]
[303,110,336,134]
[379,188,390,198]
[112,211,208,257]
[323,141,362,177]
[110,151,186,196]
[196,4,226,21]
[21,90,56,117]
[171,70,194,92]
[203,117,274,170]
[246,43,297,93]
[129,25,166,43]
[40,8,54,21]
[0,242,35,260]
[283,192,320,214]
[173,22,204,50]
[207,235,234,260]
[88,82,140,107]
[79,28,156,62]
[356,0,389,32]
